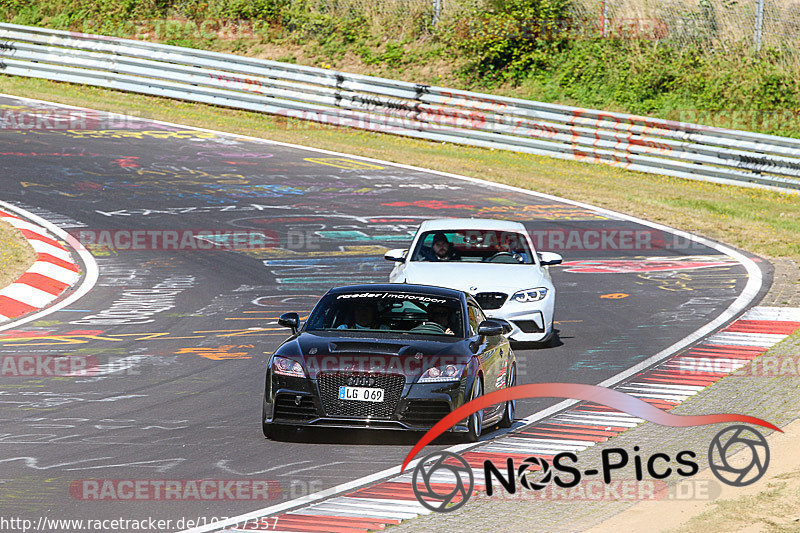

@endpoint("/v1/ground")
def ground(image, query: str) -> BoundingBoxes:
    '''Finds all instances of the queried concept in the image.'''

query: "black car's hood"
[274,331,472,379]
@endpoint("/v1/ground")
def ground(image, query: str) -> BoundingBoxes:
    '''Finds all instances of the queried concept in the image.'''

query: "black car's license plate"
[338,386,384,402]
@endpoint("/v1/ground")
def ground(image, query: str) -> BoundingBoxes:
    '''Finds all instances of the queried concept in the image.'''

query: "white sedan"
[385,218,562,345]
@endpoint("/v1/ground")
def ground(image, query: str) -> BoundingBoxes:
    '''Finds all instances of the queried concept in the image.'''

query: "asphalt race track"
[0,95,769,526]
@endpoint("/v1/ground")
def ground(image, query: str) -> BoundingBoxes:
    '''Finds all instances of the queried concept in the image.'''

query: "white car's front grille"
[474,292,508,310]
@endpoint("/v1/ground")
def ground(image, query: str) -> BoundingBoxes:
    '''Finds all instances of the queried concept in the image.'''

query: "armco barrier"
[1,22,799,192]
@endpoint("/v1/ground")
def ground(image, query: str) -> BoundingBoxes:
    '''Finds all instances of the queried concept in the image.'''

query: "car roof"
[417,218,527,232]
[326,283,466,300]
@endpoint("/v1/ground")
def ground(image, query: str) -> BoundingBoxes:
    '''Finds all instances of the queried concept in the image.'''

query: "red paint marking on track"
[537,421,629,433]
[348,481,477,502]
[279,514,399,527]
[528,424,623,437]
[36,252,80,272]
[15,272,70,296]
[688,345,767,358]
[645,368,726,380]
[239,519,366,533]
[641,375,721,387]
[724,320,800,335]
[276,514,394,530]
[0,296,38,318]
[460,450,547,463]
[19,228,62,248]
[520,430,608,443]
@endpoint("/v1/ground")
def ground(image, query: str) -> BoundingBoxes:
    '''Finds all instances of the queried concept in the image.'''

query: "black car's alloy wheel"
[464,377,483,442]
[499,364,516,429]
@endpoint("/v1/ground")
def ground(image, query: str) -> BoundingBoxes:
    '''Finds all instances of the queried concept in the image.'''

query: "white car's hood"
[402,262,546,294]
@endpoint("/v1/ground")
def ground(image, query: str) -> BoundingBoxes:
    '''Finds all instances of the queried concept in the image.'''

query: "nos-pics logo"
[412,425,770,512]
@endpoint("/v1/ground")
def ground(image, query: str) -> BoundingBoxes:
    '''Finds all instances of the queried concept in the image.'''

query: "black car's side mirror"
[488,318,513,335]
[477,320,503,338]
[278,312,300,334]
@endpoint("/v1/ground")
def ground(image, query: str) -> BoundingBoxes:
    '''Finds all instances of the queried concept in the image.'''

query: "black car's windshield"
[411,230,534,263]
[304,291,464,337]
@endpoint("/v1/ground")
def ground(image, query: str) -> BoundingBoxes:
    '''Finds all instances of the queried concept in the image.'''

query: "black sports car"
[262,284,516,441]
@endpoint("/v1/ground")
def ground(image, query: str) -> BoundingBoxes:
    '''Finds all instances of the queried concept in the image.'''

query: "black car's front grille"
[273,393,318,421]
[474,292,508,310]
[317,373,405,419]
[514,320,544,333]
[400,400,452,427]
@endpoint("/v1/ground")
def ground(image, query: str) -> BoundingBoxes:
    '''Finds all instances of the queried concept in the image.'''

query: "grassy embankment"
[0,219,35,288]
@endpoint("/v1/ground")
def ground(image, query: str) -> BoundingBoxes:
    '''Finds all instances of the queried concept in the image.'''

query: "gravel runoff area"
[392,258,800,532]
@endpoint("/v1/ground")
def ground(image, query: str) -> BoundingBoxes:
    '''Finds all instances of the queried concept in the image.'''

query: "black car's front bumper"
[263,372,471,432]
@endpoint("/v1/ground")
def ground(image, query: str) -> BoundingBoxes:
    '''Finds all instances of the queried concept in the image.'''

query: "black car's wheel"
[498,364,516,429]
[463,377,483,442]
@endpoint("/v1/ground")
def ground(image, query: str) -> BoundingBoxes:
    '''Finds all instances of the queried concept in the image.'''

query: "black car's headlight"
[511,287,548,303]
[419,363,466,383]
[272,356,305,378]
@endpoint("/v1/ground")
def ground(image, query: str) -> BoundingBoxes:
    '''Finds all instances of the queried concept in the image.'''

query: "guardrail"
[1,22,799,192]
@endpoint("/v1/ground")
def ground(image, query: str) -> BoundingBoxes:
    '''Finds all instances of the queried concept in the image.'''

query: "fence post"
[754,0,764,51]
[433,0,441,26]
[601,0,609,37]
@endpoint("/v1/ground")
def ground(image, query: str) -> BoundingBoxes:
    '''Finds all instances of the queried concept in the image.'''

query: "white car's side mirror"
[384,249,408,262]
[539,252,563,266]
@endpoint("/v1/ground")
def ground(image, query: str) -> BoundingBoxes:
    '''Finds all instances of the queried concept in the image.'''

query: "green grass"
[2,74,798,264]
[0,218,35,288]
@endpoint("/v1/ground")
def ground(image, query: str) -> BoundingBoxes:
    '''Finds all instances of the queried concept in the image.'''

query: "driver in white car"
[426,232,460,261]
[499,232,530,263]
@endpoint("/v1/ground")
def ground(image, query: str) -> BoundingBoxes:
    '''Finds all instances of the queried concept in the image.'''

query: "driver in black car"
[426,303,455,335]
[337,302,388,330]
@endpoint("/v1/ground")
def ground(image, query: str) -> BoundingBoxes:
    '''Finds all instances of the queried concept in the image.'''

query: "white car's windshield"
[410,230,534,264]
[304,291,465,337]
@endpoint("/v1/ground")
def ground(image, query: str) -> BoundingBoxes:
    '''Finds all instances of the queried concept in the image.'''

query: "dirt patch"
[587,398,800,533]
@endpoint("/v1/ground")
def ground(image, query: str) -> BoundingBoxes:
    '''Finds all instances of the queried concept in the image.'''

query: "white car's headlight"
[419,364,466,382]
[511,287,548,303]
[272,356,305,378]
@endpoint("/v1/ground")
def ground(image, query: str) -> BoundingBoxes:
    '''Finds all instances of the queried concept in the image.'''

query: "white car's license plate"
[338,386,384,402]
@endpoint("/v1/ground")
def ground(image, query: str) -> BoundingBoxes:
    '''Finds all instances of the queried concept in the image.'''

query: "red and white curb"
[0,205,86,325]
[202,306,800,533]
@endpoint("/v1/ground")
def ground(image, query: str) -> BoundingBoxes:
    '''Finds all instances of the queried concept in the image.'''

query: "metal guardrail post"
[754,0,764,51]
